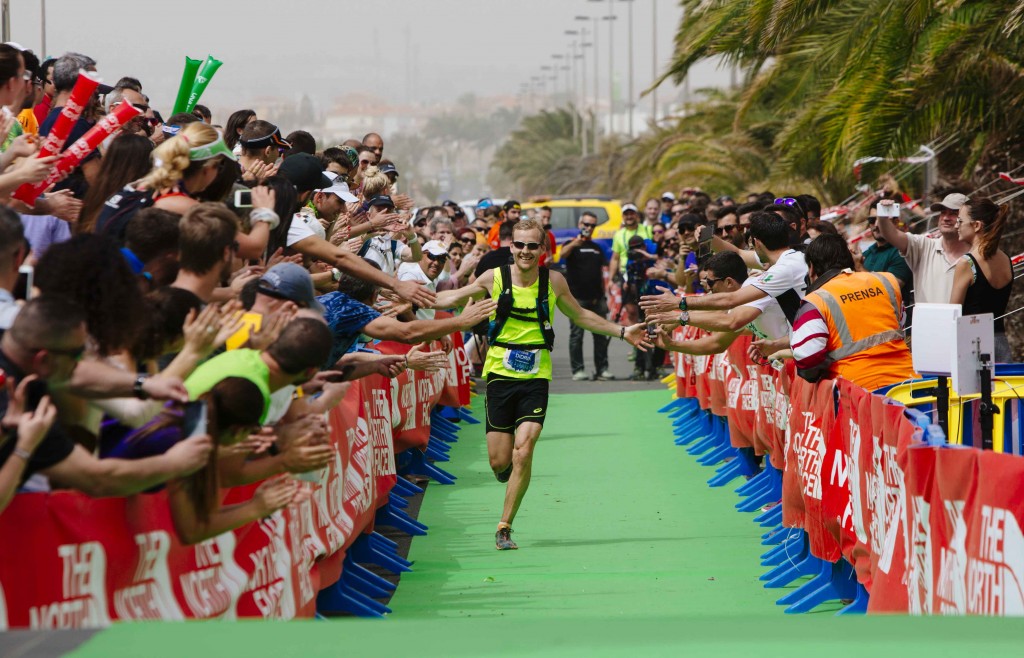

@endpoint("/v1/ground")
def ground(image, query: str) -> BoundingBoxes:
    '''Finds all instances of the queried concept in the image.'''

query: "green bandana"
[189,130,237,162]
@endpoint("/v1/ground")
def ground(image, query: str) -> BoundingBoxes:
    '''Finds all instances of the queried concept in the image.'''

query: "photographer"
[624,235,665,381]
[561,212,613,381]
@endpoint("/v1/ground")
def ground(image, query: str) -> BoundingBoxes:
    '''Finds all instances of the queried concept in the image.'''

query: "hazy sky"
[8,0,730,118]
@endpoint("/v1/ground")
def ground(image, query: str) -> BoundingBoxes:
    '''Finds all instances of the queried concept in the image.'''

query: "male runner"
[434,219,650,550]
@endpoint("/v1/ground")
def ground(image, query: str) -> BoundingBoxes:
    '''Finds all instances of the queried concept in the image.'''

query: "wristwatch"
[133,374,150,400]
[678,311,690,327]
[678,297,688,312]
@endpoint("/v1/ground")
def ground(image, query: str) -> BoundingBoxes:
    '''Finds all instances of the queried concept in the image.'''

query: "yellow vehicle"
[522,195,623,262]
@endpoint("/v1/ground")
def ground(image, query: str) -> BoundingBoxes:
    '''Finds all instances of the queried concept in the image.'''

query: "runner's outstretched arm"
[432,269,495,309]
[549,271,651,349]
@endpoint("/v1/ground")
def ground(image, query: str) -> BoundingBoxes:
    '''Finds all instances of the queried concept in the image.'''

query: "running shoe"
[596,370,616,381]
[495,463,513,483]
[495,526,518,550]
[571,370,590,381]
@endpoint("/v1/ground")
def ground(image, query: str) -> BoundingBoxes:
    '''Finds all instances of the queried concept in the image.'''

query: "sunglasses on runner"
[512,241,542,251]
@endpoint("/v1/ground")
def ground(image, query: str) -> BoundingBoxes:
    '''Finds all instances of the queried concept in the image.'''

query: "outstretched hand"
[622,323,654,352]
[639,288,682,315]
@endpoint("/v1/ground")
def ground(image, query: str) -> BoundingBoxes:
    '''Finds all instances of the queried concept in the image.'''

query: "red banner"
[0,332,470,629]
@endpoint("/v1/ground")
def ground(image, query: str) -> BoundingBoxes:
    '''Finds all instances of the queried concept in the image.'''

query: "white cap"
[422,240,448,256]
[317,176,359,203]
[621,203,639,213]
[661,191,676,201]
[930,192,969,212]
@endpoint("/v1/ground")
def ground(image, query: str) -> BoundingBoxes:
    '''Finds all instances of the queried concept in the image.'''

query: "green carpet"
[387,389,779,620]
[72,391,1024,657]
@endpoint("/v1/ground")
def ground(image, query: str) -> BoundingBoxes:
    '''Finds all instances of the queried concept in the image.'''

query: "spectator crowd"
[0,41,1017,550]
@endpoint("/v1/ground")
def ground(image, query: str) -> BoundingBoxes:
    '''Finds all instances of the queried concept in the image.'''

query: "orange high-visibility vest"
[805,270,916,391]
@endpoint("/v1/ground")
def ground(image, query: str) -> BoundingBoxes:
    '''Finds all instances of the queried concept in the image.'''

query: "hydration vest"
[487,264,555,351]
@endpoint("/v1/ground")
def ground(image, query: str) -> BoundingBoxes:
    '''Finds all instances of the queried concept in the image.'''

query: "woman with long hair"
[950,197,1014,361]
[224,109,256,151]
[79,133,153,234]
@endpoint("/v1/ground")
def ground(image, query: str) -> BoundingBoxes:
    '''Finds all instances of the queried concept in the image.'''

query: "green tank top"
[483,268,558,380]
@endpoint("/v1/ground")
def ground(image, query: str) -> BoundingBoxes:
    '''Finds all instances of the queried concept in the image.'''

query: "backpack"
[94,185,156,245]
[487,264,555,351]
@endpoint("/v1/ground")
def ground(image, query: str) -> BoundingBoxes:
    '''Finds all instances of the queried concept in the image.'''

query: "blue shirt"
[318,291,382,367]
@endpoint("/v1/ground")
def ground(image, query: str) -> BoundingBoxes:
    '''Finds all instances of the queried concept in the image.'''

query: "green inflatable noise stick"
[184,55,223,114]
[171,56,201,116]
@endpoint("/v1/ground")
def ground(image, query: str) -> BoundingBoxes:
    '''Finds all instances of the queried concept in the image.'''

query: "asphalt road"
[547,305,667,395]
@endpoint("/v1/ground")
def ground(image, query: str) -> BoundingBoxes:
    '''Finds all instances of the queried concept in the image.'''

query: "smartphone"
[876,202,900,218]
[16,264,33,301]
[180,401,208,438]
[234,189,253,208]
[697,224,714,259]
[24,378,48,413]
[646,322,658,338]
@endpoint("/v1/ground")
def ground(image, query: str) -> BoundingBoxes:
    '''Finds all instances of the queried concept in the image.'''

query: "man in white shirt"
[875,193,969,304]
[641,211,807,326]
[397,241,448,320]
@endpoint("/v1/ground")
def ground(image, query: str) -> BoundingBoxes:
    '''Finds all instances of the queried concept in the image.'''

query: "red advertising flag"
[904,445,940,614]
[724,335,755,449]
[929,447,979,614]
[965,450,1024,615]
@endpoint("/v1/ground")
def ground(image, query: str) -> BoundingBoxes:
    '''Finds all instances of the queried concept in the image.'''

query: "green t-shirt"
[863,242,913,289]
[612,224,653,272]
[184,349,273,423]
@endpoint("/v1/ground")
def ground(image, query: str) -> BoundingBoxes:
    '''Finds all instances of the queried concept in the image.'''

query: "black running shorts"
[485,376,550,433]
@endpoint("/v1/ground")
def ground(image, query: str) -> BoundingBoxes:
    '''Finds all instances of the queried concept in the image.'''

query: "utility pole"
[651,0,657,125]
[1,1,9,43]
[606,0,615,136]
[620,0,634,137]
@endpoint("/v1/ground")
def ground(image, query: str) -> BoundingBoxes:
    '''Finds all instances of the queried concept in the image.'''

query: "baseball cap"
[279,153,333,192]
[422,240,448,257]
[258,263,325,313]
[661,192,676,201]
[379,162,399,178]
[930,193,969,213]
[317,178,358,203]
[627,235,646,249]
[366,194,395,210]
[477,198,494,210]
[338,145,359,169]
[503,199,522,211]
[622,203,639,213]
[239,123,291,151]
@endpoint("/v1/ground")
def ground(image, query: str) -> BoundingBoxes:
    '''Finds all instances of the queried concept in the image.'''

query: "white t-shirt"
[750,249,808,323]
[286,208,326,246]
[363,236,405,276]
[739,274,789,340]
[397,262,438,320]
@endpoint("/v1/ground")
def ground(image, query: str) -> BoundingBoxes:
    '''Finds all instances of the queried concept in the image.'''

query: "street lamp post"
[651,0,657,125]
[619,0,634,137]
[576,15,600,153]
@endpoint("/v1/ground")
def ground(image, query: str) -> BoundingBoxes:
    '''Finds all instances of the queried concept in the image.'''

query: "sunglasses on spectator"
[359,159,373,166]
[679,223,695,232]
[701,276,723,289]
[472,225,487,232]
[35,343,86,360]
[460,237,475,244]
[581,222,597,228]
[426,253,449,263]
[774,197,799,207]
[867,216,878,225]
[512,241,542,251]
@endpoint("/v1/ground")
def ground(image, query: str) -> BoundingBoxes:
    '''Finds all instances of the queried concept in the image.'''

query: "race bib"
[504,348,540,375]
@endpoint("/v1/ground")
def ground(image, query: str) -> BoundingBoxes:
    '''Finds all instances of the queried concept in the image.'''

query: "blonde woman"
[96,122,274,260]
